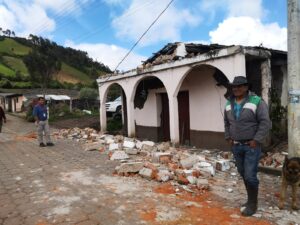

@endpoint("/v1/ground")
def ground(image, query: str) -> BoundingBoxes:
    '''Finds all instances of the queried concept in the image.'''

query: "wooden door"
[160,93,170,141]
[178,91,190,145]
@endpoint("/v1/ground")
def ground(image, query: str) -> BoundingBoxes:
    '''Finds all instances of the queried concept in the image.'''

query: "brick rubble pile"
[54,128,287,191]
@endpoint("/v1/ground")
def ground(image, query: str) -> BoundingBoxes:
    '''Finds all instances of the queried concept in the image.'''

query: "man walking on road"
[224,76,271,216]
[0,105,6,133]
[33,97,54,147]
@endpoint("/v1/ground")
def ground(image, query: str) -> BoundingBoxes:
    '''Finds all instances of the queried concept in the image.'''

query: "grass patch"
[0,38,31,56]
[3,56,29,76]
[0,63,15,77]
[61,63,93,85]
[11,81,32,88]
[107,118,123,133]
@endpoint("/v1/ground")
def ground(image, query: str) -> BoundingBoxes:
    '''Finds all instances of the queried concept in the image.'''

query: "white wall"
[180,67,227,132]
[135,88,165,127]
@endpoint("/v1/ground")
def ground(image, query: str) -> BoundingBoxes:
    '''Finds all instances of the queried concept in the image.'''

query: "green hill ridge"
[0,35,111,89]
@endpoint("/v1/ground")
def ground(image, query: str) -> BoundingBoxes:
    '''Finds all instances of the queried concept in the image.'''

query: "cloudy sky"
[0,0,287,71]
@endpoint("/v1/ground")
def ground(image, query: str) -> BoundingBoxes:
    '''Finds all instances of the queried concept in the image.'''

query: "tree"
[23,36,61,90]
[79,87,98,109]
[5,29,11,37]
[79,87,98,100]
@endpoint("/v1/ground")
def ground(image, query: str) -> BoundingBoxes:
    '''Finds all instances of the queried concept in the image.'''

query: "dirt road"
[0,115,298,225]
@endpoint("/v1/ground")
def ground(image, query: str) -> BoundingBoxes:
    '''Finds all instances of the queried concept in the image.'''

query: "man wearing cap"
[224,76,271,216]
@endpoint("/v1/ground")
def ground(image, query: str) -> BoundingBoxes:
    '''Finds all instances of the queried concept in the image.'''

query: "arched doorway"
[104,83,127,135]
[175,64,229,148]
[133,76,170,142]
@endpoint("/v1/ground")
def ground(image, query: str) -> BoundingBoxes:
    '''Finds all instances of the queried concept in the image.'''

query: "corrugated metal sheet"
[37,95,71,100]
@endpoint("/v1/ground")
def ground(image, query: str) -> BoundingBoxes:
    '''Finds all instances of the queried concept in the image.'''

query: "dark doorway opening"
[160,93,170,141]
[178,91,190,145]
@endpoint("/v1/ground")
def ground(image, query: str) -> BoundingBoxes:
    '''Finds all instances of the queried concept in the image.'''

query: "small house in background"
[97,42,287,150]
[0,93,24,112]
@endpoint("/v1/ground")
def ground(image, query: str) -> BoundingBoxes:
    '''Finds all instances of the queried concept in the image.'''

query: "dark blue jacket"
[33,104,48,121]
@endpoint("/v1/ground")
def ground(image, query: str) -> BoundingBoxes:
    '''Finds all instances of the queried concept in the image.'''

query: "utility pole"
[288,0,300,157]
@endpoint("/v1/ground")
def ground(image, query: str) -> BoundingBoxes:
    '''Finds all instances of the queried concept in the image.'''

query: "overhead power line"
[71,0,156,43]
[100,0,175,85]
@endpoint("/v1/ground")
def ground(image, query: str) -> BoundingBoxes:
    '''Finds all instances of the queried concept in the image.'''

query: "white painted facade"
[97,44,287,148]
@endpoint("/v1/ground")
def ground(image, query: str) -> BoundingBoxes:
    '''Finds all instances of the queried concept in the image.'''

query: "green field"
[3,56,29,76]
[0,38,31,56]
[61,63,93,85]
[0,63,15,77]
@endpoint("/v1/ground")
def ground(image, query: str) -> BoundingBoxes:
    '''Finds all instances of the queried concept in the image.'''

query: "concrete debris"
[157,169,172,182]
[157,142,171,151]
[56,127,282,195]
[180,155,200,169]
[187,176,197,185]
[125,148,138,155]
[193,162,215,176]
[110,151,129,161]
[139,167,154,180]
[215,160,231,171]
[136,141,143,149]
[123,140,135,149]
[196,178,209,190]
[116,162,144,174]
[140,141,156,151]
[142,140,155,147]
[152,152,172,164]
[83,142,104,151]
[109,143,119,151]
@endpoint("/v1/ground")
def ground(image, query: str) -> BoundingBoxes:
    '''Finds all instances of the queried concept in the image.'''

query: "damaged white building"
[97,43,287,149]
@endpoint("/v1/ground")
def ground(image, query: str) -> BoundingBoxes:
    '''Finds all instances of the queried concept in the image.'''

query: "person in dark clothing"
[0,105,6,133]
[224,76,271,216]
[33,97,54,147]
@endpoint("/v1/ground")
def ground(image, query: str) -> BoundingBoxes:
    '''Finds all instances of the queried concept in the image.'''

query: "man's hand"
[227,138,233,146]
[248,140,257,148]
[35,120,39,126]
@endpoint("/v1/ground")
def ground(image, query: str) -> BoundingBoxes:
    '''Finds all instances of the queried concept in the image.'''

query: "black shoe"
[241,186,258,217]
[46,143,54,146]
[241,203,257,216]
[40,143,46,147]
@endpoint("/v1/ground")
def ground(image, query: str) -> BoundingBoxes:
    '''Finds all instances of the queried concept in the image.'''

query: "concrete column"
[288,0,300,157]
[261,58,272,105]
[169,95,180,145]
[98,86,107,133]
[261,58,272,146]
[126,97,135,137]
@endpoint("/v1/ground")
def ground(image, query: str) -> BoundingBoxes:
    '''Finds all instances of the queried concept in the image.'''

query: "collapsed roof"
[142,42,287,67]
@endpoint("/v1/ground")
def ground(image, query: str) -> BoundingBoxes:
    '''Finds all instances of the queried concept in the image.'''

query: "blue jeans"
[232,144,261,188]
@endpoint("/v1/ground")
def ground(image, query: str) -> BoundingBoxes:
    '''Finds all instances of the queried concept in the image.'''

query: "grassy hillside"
[61,63,93,84]
[0,38,31,55]
[0,36,110,89]
[3,56,29,76]
[0,63,16,78]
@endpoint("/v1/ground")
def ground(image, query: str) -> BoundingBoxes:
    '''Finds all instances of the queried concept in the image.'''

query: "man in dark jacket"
[224,76,271,216]
[0,105,6,133]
